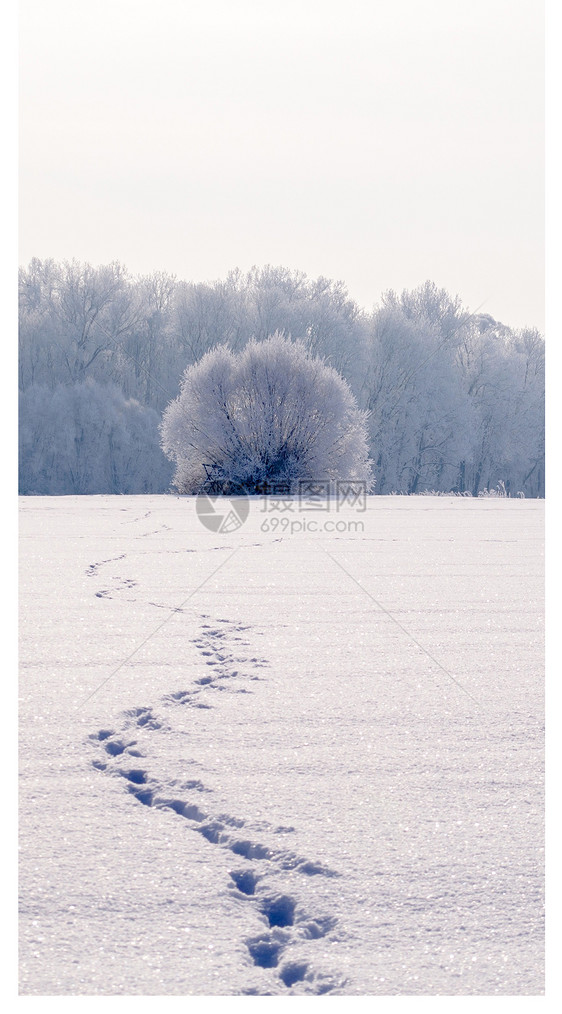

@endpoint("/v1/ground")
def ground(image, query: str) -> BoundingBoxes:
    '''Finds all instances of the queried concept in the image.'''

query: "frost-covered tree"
[19,380,172,494]
[160,333,373,494]
[18,260,544,497]
[457,319,545,497]
[363,287,474,493]
[361,282,545,496]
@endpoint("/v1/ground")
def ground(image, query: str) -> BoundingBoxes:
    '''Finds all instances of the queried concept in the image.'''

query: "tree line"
[18,259,544,497]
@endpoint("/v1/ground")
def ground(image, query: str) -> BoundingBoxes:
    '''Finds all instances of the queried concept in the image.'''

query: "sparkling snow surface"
[19,496,544,995]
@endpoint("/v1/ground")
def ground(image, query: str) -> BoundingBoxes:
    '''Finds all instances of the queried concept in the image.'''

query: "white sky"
[19,0,544,329]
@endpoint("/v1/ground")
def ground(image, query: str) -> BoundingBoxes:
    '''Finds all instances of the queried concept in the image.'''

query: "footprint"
[104,739,126,757]
[279,961,308,987]
[229,839,272,861]
[118,769,148,785]
[159,799,207,822]
[183,779,210,793]
[125,707,163,731]
[259,894,296,928]
[137,714,162,730]
[197,822,225,845]
[164,690,193,704]
[294,859,338,877]
[229,869,260,896]
[246,930,290,969]
[299,915,337,939]
[127,785,154,807]
[311,973,347,995]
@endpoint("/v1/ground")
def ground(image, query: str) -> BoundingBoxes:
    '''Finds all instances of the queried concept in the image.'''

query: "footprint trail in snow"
[89,615,346,995]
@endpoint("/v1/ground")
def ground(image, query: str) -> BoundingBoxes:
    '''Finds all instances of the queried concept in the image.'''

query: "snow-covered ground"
[19,495,544,995]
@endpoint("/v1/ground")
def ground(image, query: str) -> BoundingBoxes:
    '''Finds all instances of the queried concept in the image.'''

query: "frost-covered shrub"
[160,333,373,494]
[416,490,473,497]
[478,480,508,498]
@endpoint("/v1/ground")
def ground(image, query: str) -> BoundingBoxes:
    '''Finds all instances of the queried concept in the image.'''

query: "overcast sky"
[19,0,544,329]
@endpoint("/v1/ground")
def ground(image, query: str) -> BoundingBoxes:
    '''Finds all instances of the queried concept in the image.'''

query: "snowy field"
[19,495,544,996]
